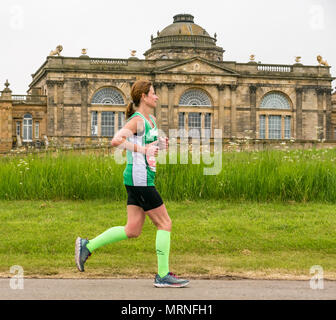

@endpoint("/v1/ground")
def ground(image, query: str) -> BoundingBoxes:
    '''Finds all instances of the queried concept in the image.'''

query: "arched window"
[23,113,33,142]
[258,92,292,140]
[260,92,290,110]
[179,89,212,106]
[91,88,125,105]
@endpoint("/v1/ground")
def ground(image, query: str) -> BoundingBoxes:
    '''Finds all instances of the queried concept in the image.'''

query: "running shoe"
[75,237,91,272]
[153,272,190,288]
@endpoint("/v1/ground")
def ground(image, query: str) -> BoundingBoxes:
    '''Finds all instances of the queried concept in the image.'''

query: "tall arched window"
[258,92,292,140]
[23,114,33,142]
[179,89,212,106]
[179,89,212,138]
[91,88,125,105]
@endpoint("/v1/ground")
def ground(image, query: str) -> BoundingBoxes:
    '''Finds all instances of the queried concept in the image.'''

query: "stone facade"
[0,14,335,153]
[0,85,13,152]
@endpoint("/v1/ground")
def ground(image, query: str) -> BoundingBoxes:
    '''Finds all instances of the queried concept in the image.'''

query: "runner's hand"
[145,141,159,156]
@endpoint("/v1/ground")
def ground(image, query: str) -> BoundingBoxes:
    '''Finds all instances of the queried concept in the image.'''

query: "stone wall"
[0,100,13,153]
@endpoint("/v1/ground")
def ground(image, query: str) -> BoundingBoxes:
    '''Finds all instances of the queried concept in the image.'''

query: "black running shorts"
[125,185,164,212]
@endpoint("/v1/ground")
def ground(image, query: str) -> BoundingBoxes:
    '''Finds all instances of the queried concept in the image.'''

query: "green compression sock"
[86,226,128,253]
[156,230,171,278]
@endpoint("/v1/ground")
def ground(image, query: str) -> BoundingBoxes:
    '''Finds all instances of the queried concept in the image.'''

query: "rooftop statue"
[49,45,63,56]
[317,55,329,66]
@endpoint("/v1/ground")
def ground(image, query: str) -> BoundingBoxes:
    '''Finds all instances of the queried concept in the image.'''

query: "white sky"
[1,0,335,94]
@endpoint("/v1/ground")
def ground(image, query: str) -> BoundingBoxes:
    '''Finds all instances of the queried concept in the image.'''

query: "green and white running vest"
[123,112,158,186]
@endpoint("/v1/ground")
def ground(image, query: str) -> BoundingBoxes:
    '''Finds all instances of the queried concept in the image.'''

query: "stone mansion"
[0,13,335,152]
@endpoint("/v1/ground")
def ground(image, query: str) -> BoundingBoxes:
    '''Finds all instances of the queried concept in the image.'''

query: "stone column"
[230,84,237,138]
[249,85,257,139]
[153,82,163,127]
[56,81,64,137]
[160,84,169,135]
[46,80,56,136]
[217,84,225,135]
[295,88,303,140]
[80,80,89,138]
[167,83,176,131]
[316,87,324,140]
[223,85,231,138]
[325,88,332,140]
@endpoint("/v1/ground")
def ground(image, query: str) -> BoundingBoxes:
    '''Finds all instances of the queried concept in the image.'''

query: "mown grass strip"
[1,200,335,278]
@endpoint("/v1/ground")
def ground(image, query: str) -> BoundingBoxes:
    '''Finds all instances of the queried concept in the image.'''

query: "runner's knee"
[158,217,172,232]
[125,225,142,238]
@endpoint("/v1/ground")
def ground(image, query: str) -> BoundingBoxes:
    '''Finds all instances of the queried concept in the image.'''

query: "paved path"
[1,279,335,300]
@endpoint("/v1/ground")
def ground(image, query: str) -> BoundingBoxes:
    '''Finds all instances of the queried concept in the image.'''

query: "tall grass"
[1,148,336,202]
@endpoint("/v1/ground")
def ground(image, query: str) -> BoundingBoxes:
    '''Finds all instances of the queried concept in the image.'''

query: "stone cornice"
[46,80,64,88]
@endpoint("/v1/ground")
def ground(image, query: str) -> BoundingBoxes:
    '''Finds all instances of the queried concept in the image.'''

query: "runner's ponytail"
[126,101,135,119]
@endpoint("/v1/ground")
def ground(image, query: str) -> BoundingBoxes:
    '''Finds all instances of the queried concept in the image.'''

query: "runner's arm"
[111,117,158,154]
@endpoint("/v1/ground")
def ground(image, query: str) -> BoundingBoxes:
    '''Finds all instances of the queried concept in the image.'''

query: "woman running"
[75,80,189,288]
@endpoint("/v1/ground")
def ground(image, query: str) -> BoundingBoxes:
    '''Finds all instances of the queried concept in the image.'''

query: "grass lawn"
[1,200,335,280]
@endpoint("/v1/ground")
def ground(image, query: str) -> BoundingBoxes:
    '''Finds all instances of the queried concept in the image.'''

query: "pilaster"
[81,80,89,137]
[296,88,303,140]
[249,85,257,139]
[230,84,237,137]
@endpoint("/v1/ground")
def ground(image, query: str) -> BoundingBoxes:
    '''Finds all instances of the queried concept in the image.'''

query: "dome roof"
[144,14,224,61]
[158,14,210,37]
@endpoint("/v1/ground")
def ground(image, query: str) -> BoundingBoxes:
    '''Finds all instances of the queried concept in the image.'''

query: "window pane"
[178,113,185,129]
[204,113,211,138]
[91,111,98,136]
[101,112,115,137]
[259,115,266,139]
[284,116,291,139]
[118,112,125,130]
[35,122,39,139]
[188,112,201,138]
[268,115,281,139]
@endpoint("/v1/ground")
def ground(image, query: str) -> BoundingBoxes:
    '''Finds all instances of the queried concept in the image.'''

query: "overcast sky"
[1,0,335,94]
